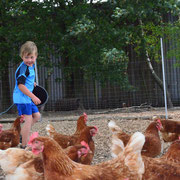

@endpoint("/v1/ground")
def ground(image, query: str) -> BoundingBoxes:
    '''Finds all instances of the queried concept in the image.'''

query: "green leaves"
[67,15,95,36]
[101,48,128,65]
[112,8,129,18]
[1,0,180,88]
[98,48,129,85]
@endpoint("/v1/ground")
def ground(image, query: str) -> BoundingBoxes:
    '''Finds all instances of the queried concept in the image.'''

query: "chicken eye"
[34,140,39,144]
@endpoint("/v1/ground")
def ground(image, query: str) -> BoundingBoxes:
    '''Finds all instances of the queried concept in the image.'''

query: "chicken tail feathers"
[46,124,56,136]
[124,132,145,180]
[108,121,122,133]
[111,136,125,158]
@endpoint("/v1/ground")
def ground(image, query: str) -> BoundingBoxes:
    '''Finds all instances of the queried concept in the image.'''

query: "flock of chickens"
[0,113,179,180]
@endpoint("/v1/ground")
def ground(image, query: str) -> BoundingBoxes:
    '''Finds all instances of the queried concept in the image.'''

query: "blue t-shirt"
[13,62,35,104]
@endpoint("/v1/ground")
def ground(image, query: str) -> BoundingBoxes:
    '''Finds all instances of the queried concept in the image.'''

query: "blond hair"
[20,41,38,58]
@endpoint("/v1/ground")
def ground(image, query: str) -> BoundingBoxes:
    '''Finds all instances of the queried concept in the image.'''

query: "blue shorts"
[15,103,39,115]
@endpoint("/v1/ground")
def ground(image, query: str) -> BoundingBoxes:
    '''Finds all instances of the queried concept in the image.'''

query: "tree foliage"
[1,0,180,85]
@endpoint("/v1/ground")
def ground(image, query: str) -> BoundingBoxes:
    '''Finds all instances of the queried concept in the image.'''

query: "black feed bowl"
[32,85,48,107]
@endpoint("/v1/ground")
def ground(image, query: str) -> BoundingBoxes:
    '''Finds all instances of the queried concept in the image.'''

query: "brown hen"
[73,126,98,164]
[28,132,146,180]
[0,148,44,180]
[110,133,180,180]
[153,116,180,142]
[46,113,87,148]
[160,137,180,164]
[0,116,24,149]
[64,141,92,163]
[108,120,162,157]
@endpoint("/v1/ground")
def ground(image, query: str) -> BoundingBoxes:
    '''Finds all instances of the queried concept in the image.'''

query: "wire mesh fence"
[1,43,180,115]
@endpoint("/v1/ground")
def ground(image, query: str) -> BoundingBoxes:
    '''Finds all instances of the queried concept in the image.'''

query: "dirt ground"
[0,106,179,179]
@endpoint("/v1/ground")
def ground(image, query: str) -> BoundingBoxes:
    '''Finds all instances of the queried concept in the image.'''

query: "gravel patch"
[0,107,179,179]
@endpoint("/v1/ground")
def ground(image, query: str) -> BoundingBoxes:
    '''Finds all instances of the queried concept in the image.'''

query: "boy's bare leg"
[21,115,32,147]
[32,112,41,126]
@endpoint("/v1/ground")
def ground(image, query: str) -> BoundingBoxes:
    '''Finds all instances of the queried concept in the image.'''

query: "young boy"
[13,41,41,149]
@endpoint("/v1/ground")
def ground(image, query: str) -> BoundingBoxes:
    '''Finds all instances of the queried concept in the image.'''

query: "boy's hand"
[34,82,37,87]
[32,96,41,105]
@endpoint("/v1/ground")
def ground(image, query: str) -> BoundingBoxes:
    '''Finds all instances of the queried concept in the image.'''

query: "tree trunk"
[145,51,173,108]
[139,19,173,108]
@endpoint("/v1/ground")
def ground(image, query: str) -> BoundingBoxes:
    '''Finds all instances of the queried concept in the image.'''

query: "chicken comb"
[83,112,87,119]
[156,119,162,128]
[28,132,39,145]
[81,141,90,150]
[83,112,88,123]
[157,119,161,122]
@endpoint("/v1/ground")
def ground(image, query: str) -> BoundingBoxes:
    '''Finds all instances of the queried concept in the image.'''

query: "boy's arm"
[18,84,41,105]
